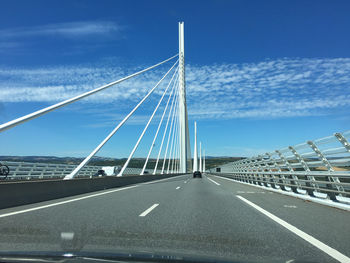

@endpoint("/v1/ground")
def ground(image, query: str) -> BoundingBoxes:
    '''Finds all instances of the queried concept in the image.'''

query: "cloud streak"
[185,58,350,120]
[1,57,350,123]
[0,21,122,39]
[0,21,124,54]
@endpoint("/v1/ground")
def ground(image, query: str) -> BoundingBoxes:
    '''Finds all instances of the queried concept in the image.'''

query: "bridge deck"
[0,174,349,262]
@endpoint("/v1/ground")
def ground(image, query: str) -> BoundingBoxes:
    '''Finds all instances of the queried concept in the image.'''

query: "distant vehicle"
[90,169,107,178]
[193,171,202,178]
[102,166,121,176]
[143,171,149,174]
[0,162,10,180]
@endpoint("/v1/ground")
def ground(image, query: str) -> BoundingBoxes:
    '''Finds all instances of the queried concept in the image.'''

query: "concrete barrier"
[0,174,185,210]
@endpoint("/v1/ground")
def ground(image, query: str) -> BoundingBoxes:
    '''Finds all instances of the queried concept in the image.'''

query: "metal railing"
[210,131,350,203]
[0,161,161,180]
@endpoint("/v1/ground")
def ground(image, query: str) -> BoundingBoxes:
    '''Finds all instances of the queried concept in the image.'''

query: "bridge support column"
[193,122,198,172]
[178,21,191,173]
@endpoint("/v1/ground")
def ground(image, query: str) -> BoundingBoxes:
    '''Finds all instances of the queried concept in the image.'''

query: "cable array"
[0,50,183,178]
[0,55,178,133]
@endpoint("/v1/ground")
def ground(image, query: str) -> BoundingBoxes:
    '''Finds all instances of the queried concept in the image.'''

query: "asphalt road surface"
[0,174,349,263]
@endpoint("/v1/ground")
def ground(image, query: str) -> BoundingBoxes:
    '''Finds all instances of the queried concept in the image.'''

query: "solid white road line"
[0,175,188,219]
[212,175,238,183]
[176,186,181,190]
[212,174,350,211]
[139,203,159,217]
[0,185,138,219]
[141,174,187,185]
[236,195,350,263]
[207,177,220,186]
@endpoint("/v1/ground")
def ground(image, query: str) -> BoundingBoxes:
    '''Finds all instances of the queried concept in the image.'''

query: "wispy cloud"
[1,57,350,124]
[186,58,350,120]
[0,21,124,54]
[0,21,123,39]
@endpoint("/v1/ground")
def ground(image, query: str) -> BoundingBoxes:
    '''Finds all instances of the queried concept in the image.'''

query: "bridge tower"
[178,22,191,173]
[193,121,198,172]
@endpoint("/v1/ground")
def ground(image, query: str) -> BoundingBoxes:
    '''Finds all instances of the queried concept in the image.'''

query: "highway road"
[0,174,349,262]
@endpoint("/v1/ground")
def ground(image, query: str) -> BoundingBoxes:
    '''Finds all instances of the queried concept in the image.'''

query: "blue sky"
[1,0,350,158]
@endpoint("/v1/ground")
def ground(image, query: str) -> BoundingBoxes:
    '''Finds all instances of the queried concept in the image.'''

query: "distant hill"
[0,156,244,169]
[0,156,127,166]
[0,156,114,165]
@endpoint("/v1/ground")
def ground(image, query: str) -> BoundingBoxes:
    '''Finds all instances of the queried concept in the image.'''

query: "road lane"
[148,175,337,262]
[236,195,350,263]
[0,185,139,218]
[209,174,350,259]
[0,174,189,251]
[0,173,347,262]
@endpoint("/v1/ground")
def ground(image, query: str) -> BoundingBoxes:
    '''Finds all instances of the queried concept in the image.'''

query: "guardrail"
[0,161,160,180]
[211,131,350,203]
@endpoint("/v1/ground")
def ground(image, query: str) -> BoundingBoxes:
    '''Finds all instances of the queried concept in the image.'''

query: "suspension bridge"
[0,22,349,263]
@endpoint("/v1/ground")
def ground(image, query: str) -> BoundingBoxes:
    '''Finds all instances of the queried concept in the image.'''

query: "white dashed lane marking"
[284,205,297,208]
[236,191,267,194]
[207,177,220,186]
[139,204,159,217]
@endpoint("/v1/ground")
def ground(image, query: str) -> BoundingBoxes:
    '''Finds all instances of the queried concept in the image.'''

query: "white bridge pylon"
[193,122,198,172]
[192,121,206,173]
[178,22,191,173]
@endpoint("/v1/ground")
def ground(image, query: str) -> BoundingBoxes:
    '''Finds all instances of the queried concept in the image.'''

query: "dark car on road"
[193,171,202,178]
[90,169,107,178]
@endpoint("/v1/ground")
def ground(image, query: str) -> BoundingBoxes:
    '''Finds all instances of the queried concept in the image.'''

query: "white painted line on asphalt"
[139,203,159,217]
[61,232,75,240]
[0,175,191,219]
[212,174,350,211]
[237,191,245,193]
[247,191,255,193]
[207,177,220,186]
[141,175,188,185]
[236,195,350,263]
[0,185,139,219]
[176,186,181,190]
[284,205,297,208]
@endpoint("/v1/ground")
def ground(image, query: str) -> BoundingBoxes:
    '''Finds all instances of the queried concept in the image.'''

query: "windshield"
[0,1,350,263]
